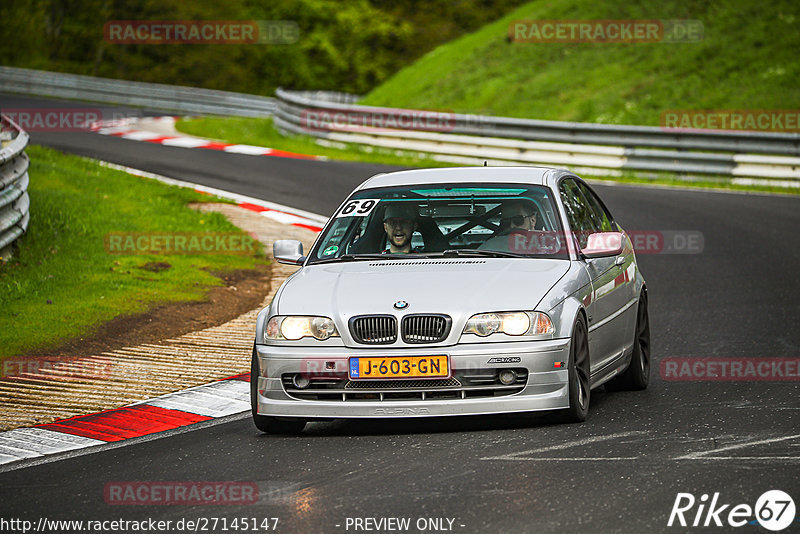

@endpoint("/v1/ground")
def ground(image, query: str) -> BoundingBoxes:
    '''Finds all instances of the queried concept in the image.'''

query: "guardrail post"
[0,114,31,261]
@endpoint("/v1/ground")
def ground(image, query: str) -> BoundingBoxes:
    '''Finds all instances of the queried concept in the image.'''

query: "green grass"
[360,0,800,125]
[0,145,267,359]
[585,173,800,196]
[175,116,448,168]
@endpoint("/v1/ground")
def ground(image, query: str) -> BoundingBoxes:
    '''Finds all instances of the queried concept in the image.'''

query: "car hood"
[276,258,570,318]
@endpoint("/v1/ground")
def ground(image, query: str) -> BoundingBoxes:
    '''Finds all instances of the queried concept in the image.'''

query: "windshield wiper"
[310,253,419,264]
[431,249,524,258]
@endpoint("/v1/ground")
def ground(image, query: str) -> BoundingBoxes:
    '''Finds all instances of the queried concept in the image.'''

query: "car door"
[559,178,622,374]
[577,180,638,367]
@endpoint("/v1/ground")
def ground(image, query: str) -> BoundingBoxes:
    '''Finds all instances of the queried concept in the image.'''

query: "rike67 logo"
[668,490,796,531]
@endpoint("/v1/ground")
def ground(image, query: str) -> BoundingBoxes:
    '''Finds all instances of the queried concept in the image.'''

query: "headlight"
[265,316,339,341]
[463,311,553,337]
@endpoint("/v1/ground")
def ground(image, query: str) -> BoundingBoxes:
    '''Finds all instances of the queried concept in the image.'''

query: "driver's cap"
[383,204,417,221]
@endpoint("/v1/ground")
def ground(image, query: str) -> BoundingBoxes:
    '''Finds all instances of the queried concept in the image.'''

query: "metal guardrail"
[0,114,30,258]
[278,90,361,105]
[274,88,800,183]
[0,66,275,117]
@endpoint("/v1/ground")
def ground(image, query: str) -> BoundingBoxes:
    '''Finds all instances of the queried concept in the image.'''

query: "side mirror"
[582,232,625,258]
[273,240,305,265]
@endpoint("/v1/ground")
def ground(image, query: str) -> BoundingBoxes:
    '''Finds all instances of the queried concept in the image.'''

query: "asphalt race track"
[1,93,799,533]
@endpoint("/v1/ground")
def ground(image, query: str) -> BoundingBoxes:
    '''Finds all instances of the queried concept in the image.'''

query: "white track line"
[95,160,329,224]
[484,432,800,462]
[676,433,800,460]
[481,431,647,461]
[688,456,800,462]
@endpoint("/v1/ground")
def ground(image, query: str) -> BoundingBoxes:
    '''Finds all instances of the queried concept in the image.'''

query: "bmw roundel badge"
[393,300,409,310]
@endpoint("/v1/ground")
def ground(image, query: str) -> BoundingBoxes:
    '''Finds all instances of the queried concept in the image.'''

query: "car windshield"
[307,183,569,264]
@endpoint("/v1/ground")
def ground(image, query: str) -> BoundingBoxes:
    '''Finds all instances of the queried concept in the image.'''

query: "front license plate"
[348,356,449,379]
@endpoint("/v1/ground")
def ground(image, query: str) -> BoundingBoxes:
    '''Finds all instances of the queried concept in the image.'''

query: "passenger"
[382,204,418,254]
[479,200,539,252]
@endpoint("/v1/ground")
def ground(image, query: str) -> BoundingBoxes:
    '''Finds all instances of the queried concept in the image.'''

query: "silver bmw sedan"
[251,166,650,434]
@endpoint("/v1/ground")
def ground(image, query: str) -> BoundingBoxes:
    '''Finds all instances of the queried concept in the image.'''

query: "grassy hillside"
[361,0,800,125]
[0,0,525,96]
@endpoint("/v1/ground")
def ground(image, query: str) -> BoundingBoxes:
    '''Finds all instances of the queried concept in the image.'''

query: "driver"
[382,204,418,254]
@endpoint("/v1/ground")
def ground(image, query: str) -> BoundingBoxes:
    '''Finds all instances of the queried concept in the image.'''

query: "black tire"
[560,314,590,423]
[250,345,306,435]
[606,291,651,391]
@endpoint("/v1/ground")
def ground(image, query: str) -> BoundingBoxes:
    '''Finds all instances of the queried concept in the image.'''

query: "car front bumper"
[254,338,572,418]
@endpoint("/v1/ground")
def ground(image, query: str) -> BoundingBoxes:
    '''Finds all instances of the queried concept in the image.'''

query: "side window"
[350,215,370,242]
[577,182,615,232]
[316,216,367,258]
[559,179,598,248]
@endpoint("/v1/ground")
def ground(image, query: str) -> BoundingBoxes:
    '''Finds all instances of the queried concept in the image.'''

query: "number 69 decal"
[335,199,380,218]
